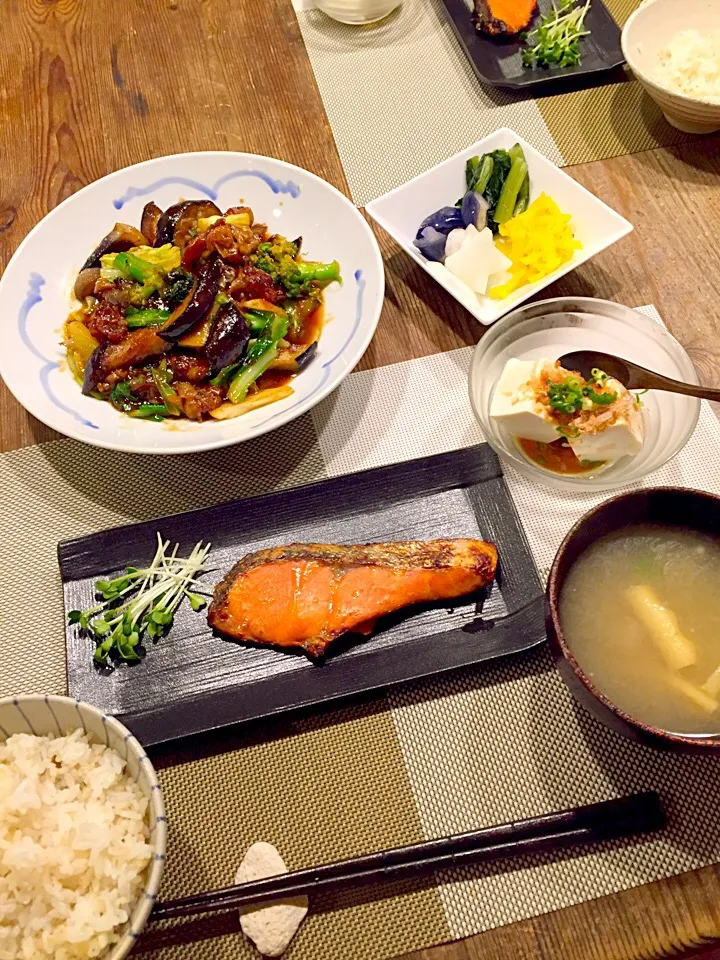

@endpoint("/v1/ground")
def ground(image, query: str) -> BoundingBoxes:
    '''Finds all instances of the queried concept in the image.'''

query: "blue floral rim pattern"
[18,273,98,430]
[113,169,301,209]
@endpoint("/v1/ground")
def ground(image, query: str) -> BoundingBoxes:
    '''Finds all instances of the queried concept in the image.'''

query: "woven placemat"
[2,306,720,959]
[292,0,688,205]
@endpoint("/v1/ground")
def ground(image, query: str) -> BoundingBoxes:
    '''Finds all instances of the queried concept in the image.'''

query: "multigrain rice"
[0,729,152,960]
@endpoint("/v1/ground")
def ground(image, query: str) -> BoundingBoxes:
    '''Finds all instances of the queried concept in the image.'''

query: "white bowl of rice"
[622,0,720,133]
[0,695,166,960]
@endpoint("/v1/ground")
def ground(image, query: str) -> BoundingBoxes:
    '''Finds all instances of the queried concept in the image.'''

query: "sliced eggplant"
[82,343,110,394]
[204,302,251,375]
[160,254,221,342]
[81,223,148,270]
[82,328,170,394]
[73,268,101,301]
[154,200,222,248]
[154,202,192,247]
[270,340,318,373]
[140,202,163,245]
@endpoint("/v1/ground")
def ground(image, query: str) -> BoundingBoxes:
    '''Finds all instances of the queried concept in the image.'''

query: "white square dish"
[366,128,633,325]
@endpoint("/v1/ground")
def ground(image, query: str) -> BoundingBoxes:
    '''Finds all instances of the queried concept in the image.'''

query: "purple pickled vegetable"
[413,226,447,262]
[415,206,464,241]
[461,191,489,230]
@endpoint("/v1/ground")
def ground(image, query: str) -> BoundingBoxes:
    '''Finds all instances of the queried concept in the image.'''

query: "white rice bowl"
[0,697,166,960]
[655,29,720,103]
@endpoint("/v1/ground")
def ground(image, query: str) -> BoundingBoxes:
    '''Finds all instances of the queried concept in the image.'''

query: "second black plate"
[60,444,545,745]
[442,0,624,90]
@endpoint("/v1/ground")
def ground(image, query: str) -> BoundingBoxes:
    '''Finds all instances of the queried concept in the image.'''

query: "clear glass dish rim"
[468,296,701,493]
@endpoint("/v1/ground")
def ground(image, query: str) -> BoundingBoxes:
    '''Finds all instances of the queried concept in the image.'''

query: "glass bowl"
[468,297,701,492]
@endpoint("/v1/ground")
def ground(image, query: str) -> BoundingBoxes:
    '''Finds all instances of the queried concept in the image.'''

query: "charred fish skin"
[209,539,498,659]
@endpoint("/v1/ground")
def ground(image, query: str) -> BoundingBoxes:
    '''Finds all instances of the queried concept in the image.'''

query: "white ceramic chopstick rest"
[236,842,309,957]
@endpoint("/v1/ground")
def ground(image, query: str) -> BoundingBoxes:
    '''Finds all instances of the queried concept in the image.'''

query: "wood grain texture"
[1,1,720,958]
[0,0,348,452]
[401,864,720,960]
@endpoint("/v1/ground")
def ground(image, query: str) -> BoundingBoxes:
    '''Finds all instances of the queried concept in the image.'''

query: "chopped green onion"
[547,376,585,414]
[584,387,617,405]
[548,371,618,414]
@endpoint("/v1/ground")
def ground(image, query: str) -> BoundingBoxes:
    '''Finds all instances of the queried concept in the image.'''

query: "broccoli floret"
[253,236,341,298]
[254,237,299,278]
[162,268,194,308]
[279,260,342,298]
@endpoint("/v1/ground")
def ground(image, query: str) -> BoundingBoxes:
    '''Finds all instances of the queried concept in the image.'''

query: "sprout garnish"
[68,534,212,665]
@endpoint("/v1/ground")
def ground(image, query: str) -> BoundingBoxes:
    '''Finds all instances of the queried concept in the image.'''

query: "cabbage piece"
[127,244,182,272]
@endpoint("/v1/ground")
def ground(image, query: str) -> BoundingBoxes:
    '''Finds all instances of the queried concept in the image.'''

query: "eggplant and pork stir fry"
[65,200,341,421]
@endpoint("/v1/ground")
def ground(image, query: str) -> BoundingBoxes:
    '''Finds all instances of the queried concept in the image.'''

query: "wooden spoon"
[556,351,720,403]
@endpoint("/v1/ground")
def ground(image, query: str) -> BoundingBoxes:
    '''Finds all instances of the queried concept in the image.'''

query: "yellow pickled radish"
[489,194,581,299]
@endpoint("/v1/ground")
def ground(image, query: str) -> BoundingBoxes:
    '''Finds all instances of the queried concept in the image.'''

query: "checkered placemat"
[3,306,719,959]
[292,0,687,206]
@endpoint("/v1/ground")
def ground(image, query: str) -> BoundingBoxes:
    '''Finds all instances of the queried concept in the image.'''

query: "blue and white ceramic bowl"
[0,152,384,454]
[0,695,166,960]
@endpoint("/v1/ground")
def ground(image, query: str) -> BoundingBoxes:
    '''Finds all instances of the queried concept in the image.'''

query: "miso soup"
[559,523,720,735]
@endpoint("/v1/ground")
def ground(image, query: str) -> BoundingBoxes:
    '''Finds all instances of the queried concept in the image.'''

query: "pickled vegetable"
[490,194,581,299]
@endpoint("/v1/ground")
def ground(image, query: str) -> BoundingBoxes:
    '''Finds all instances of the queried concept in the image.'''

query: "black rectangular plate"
[60,445,545,746]
[442,0,624,91]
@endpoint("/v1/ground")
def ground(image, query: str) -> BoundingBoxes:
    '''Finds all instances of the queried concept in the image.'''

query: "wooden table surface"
[2,1,720,958]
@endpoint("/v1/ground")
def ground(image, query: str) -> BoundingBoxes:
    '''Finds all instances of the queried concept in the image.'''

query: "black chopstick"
[153,793,663,920]
[151,791,664,922]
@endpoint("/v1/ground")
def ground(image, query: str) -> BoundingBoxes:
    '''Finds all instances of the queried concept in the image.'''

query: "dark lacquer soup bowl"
[546,487,720,754]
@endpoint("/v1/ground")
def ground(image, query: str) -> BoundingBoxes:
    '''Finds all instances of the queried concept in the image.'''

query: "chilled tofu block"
[569,378,643,461]
[569,414,643,461]
[490,358,559,443]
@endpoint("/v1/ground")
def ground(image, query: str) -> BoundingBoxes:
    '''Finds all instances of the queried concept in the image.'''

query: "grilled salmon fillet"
[209,539,498,658]
[473,0,537,37]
